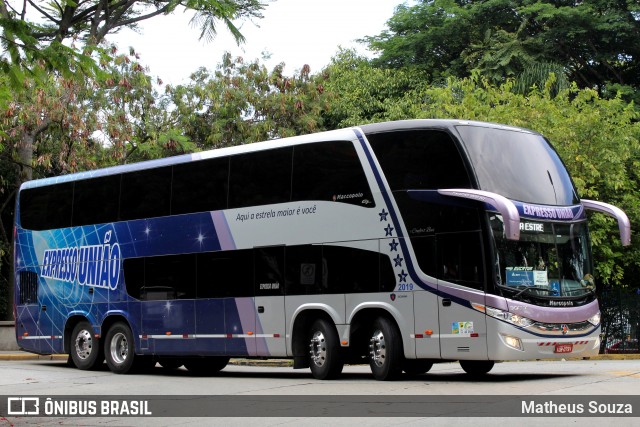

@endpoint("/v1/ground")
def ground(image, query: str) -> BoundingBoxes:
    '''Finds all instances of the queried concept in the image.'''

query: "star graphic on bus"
[196,232,205,245]
[388,239,399,252]
[398,270,408,283]
[384,224,394,236]
[379,209,389,222]
[394,255,403,267]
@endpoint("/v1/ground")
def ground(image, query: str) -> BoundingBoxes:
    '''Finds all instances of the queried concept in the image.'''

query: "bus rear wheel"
[460,360,495,376]
[308,319,343,380]
[369,317,402,381]
[70,321,103,370]
[104,322,138,374]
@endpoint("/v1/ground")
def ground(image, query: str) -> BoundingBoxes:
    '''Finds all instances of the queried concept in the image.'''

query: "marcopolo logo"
[40,231,121,290]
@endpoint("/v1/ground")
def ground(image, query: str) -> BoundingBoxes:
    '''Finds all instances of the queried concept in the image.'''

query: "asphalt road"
[0,358,638,426]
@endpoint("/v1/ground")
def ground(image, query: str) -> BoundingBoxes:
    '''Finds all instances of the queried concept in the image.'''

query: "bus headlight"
[587,311,601,327]
[484,306,534,328]
[502,334,524,351]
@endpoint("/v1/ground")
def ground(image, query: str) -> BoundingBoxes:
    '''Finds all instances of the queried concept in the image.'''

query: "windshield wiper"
[513,286,555,298]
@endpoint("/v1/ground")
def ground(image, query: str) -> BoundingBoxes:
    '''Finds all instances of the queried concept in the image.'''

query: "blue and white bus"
[14,120,630,380]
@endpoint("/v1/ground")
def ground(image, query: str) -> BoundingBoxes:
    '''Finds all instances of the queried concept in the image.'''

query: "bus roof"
[20,119,535,190]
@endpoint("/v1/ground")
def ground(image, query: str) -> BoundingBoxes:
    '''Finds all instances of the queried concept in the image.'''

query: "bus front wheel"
[369,316,402,381]
[308,319,343,380]
[70,321,103,370]
[460,360,495,376]
[104,322,138,374]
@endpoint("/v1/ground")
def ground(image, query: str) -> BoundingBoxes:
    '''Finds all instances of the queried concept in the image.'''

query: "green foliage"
[322,52,640,287]
[366,0,640,99]
[322,49,427,128]
[169,52,332,148]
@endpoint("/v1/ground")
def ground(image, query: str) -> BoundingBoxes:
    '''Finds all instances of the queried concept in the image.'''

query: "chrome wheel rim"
[74,329,93,360]
[309,331,327,367]
[110,332,129,365]
[370,329,386,368]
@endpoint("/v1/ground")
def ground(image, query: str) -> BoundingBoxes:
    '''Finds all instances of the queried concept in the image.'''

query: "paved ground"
[0,354,638,426]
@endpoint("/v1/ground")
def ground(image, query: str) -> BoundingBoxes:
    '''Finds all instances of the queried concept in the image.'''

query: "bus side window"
[228,147,293,209]
[119,167,172,221]
[197,250,253,298]
[437,232,485,291]
[285,245,323,295]
[172,157,229,214]
[20,182,73,230]
[322,245,381,294]
[124,254,196,301]
[368,129,472,191]
[255,247,285,296]
[292,141,375,208]
[73,175,120,226]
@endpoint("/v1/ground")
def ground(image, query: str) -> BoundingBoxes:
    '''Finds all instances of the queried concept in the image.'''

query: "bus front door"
[436,232,489,360]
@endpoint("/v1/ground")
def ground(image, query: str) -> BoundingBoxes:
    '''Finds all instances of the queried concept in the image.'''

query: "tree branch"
[26,0,60,24]
[102,4,170,37]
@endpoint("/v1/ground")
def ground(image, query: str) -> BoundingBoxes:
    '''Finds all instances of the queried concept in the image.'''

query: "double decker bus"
[14,120,630,380]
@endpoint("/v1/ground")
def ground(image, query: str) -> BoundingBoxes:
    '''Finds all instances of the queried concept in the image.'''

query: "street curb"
[0,353,69,361]
[0,353,293,366]
[0,353,635,364]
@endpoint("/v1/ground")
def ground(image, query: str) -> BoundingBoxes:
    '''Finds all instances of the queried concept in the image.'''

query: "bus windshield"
[490,214,595,300]
[456,125,579,205]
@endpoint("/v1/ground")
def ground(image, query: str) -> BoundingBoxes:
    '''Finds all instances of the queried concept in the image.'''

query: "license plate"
[555,343,573,354]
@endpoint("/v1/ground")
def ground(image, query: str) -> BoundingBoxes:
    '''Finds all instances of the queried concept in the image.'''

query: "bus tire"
[369,316,402,381]
[460,360,495,376]
[308,318,343,380]
[184,357,230,375]
[104,322,137,374]
[402,359,433,376]
[70,321,103,370]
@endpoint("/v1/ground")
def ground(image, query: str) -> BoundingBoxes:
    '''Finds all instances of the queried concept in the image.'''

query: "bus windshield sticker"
[534,270,548,287]
[505,267,534,287]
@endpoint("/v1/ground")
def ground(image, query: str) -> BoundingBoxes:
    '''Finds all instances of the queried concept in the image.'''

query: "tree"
[169,52,331,148]
[365,0,640,97]
[321,48,426,128]
[0,0,264,320]
[1,0,265,180]
[0,45,178,319]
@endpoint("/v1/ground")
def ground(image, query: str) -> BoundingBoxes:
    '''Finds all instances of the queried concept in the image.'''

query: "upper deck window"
[293,140,375,207]
[367,129,472,191]
[457,126,578,205]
